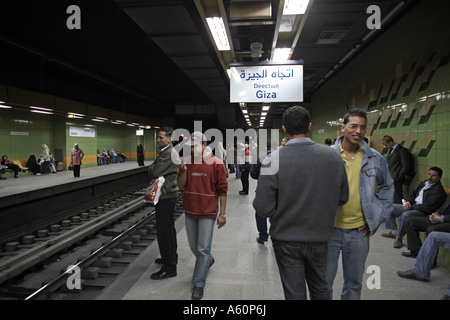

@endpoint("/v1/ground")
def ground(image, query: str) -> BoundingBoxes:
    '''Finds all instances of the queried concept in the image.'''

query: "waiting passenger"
[102,149,111,164]
[178,131,228,300]
[382,167,447,249]
[110,149,122,163]
[397,231,450,300]
[137,143,144,166]
[1,155,24,178]
[70,143,84,178]
[116,149,126,162]
[327,108,394,300]
[402,193,450,258]
[49,152,57,173]
[40,144,51,174]
[324,138,332,146]
[26,154,41,175]
[97,150,107,165]
[254,106,349,300]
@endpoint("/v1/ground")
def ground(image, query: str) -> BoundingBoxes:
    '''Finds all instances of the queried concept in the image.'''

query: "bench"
[1,159,28,176]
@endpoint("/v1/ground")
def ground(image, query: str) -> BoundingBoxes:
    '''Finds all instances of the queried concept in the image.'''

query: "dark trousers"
[73,165,81,177]
[393,178,404,204]
[155,198,178,272]
[272,239,329,300]
[405,216,450,253]
[255,213,268,241]
[240,170,249,193]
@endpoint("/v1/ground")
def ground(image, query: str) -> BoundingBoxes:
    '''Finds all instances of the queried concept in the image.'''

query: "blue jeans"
[185,216,216,288]
[411,231,450,280]
[385,204,425,239]
[273,239,329,300]
[326,228,370,300]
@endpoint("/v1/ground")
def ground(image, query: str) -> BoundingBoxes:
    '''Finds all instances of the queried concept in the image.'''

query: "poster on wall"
[69,126,96,137]
[229,61,303,103]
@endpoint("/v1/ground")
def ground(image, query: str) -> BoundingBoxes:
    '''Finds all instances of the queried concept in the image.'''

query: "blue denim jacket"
[332,136,394,234]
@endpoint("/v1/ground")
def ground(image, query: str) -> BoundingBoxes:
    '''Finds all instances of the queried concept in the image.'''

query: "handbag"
[68,165,73,171]
[143,176,165,205]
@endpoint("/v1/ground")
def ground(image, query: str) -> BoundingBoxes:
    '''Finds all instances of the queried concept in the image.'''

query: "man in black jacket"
[401,193,450,257]
[382,135,410,204]
[382,167,447,249]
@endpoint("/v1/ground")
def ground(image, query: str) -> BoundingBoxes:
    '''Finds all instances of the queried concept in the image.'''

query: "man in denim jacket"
[327,108,394,300]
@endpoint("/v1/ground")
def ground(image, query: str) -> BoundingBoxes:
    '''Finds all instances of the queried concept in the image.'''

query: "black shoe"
[14,175,18,178]
[239,191,248,195]
[150,270,177,280]
[192,287,204,300]
[397,270,428,281]
[401,251,418,258]
[209,258,215,269]
[256,237,266,245]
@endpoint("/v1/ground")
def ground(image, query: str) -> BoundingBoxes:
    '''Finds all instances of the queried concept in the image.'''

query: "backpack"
[404,149,415,185]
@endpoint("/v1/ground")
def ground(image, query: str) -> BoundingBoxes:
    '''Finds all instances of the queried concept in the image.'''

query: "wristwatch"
[219,213,227,219]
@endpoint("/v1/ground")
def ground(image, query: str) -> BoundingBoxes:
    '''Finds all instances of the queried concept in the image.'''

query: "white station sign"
[230,63,303,103]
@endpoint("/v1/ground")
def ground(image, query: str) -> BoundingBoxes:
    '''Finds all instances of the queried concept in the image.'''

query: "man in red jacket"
[178,131,228,300]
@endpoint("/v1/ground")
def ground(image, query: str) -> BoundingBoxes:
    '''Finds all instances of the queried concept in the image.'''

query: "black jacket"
[406,180,447,215]
[386,144,409,181]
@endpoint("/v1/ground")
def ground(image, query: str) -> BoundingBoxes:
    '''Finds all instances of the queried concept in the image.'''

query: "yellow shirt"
[334,145,367,229]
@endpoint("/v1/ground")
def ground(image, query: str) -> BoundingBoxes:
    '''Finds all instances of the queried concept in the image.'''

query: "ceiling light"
[284,0,310,15]
[262,105,270,111]
[206,17,230,51]
[30,106,53,112]
[0,104,12,109]
[31,109,54,115]
[272,48,291,62]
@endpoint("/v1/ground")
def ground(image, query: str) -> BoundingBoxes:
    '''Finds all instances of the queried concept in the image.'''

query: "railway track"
[0,188,184,300]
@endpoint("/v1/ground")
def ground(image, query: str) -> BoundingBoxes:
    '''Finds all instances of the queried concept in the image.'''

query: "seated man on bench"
[382,167,447,248]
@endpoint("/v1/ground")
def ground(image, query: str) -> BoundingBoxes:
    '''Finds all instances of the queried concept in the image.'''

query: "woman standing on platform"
[70,143,84,178]
[137,143,144,166]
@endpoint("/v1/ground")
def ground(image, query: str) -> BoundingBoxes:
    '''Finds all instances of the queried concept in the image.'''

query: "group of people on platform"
[96,148,127,166]
[146,107,449,301]
[1,144,58,179]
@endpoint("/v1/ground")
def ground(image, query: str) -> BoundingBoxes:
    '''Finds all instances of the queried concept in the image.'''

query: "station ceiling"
[0,0,420,130]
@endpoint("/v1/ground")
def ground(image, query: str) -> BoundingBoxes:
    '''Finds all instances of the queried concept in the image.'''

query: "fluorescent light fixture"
[0,104,12,109]
[262,105,270,111]
[242,109,248,114]
[114,119,126,123]
[272,48,291,62]
[31,109,54,115]
[95,116,109,121]
[284,0,310,15]
[91,118,105,122]
[30,106,53,112]
[206,17,230,51]
[261,112,267,117]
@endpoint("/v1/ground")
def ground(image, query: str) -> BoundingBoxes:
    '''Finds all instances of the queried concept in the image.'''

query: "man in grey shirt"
[253,106,349,300]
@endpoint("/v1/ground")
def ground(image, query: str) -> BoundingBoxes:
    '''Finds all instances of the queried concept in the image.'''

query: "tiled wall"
[309,0,450,189]
[0,107,156,168]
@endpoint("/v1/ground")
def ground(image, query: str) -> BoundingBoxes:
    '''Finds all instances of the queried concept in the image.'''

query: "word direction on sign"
[230,63,303,103]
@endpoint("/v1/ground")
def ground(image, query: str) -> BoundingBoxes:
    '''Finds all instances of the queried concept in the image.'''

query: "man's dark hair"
[282,106,310,136]
[429,166,443,177]
[157,127,173,137]
[343,108,367,124]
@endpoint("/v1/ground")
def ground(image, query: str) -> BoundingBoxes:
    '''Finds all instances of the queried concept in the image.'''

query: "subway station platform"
[2,163,450,302]
[97,175,450,301]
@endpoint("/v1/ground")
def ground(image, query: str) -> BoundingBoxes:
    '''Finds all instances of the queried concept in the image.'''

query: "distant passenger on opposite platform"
[1,155,25,178]
[102,149,111,164]
[254,106,349,300]
[137,143,144,166]
[381,135,410,204]
[382,167,447,249]
[49,152,57,173]
[39,144,52,174]
[110,149,123,163]
[26,154,41,175]
[70,143,84,178]
[97,150,107,165]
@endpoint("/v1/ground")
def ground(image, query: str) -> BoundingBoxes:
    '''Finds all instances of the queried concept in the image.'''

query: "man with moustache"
[327,108,394,300]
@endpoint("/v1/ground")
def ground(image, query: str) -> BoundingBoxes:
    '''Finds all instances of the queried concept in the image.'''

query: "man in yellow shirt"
[328,108,394,300]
